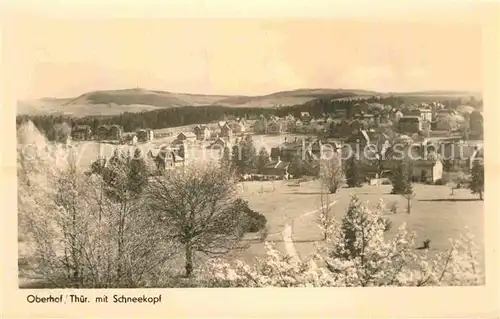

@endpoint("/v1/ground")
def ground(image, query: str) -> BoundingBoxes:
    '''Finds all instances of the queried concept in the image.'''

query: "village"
[67,99,484,186]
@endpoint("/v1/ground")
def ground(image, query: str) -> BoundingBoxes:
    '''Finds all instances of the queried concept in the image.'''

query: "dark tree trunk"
[184,246,193,278]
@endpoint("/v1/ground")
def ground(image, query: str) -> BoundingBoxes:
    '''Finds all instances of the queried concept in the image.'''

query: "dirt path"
[281,201,336,268]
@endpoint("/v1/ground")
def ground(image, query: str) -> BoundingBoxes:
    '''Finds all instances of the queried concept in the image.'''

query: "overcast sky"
[5,9,483,99]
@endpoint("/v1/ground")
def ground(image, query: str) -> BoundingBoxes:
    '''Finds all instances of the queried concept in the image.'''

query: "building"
[261,160,291,177]
[193,125,211,140]
[411,157,444,183]
[148,147,185,173]
[405,108,432,123]
[282,117,296,133]
[97,124,123,141]
[392,109,404,123]
[300,112,311,125]
[266,120,283,134]
[136,128,154,143]
[71,125,92,140]
[220,123,233,139]
[399,116,422,134]
[176,132,197,142]
[294,119,304,133]
[383,145,443,183]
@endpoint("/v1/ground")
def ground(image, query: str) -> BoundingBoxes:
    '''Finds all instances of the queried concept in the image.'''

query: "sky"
[4,8,484,100]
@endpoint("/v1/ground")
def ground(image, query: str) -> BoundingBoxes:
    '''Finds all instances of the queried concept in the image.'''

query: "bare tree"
[402,187,416,214]
[319,153,343,194]
[147,163,247,277]
[318,185,337,241]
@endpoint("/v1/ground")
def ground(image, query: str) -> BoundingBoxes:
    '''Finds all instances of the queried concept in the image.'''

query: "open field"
[233,180,485,273]
[17,176,485,287]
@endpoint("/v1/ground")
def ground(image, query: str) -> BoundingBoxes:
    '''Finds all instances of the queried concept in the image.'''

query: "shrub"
[231,199,267,233]
[245,209,267,233]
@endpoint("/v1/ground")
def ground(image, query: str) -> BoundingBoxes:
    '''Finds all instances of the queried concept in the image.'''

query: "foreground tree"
[147,163,247,277]
[319,154,343,193]
[205,197,482,287]
[19,145,174,287]
[469,161,484,200]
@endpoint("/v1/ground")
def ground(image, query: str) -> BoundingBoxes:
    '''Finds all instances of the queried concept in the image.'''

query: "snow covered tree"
[319,153,343,193]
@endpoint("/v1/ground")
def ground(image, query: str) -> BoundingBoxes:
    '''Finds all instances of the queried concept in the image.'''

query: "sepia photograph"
[2,0,499,317]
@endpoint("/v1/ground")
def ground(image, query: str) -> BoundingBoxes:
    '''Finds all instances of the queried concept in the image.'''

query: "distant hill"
[17,87,480,117]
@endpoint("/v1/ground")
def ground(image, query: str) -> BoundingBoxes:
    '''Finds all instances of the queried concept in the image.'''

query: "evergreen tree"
[127,148,149,196]
[220,146,232,171]
[345,156,363,188]
[389,159,413,195]
[100,148,149,201]
[256,147,271,174]
[469,160,484,200]
[231,144,244,175]
[241,135,257,170]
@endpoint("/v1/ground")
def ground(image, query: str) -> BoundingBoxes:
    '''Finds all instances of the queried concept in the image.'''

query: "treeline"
[16,95,469,141]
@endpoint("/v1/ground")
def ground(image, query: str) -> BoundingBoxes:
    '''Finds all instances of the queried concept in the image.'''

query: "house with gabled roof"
[193,125,211,140]
[266,119,283,134]
[71,125,92,140]
[382,144,443,183]
[300,112,311,124]
[220,123,233,139]
[261,159,290,177]
[176,132,197,142]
